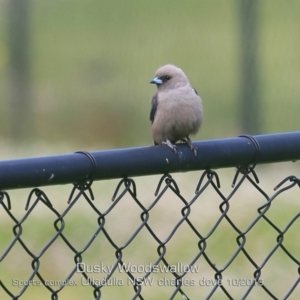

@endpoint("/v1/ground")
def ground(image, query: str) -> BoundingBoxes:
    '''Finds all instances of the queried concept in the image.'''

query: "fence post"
[239,0,261,134]
[7,0,33,141]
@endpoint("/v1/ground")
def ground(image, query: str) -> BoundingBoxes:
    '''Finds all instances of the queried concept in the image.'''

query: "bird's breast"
[151,90,203,144]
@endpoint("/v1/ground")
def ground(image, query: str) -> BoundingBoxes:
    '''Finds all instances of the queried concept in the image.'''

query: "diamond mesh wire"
[1,165,299,299]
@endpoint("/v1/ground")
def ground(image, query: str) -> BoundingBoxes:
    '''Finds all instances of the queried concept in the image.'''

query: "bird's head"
[150,64,189,91]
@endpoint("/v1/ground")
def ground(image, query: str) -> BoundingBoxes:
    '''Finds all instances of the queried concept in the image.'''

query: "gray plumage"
[150,64,203,155]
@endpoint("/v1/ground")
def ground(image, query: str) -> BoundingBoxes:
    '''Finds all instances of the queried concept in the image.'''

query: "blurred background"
[0,0,299,157]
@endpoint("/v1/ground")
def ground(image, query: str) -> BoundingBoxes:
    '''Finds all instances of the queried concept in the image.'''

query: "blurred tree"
[8,0,33,141]
[240,0,261,134]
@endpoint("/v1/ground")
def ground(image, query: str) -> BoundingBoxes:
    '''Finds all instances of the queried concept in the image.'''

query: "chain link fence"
[1,133,300,299]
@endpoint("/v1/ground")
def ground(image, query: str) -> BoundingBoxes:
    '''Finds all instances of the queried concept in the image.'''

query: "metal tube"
[0,132,299,190]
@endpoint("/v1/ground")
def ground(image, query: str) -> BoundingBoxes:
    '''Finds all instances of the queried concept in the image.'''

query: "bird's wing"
[150,92,158,123]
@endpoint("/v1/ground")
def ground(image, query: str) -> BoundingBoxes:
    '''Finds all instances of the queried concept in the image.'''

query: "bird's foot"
[182,137,197,156]
[162,139,178,153]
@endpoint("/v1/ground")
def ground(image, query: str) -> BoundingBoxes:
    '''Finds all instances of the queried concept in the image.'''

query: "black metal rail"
[0,132,299,190]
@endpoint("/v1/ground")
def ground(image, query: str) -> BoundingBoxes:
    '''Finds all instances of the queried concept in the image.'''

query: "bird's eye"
[165,76,171,81]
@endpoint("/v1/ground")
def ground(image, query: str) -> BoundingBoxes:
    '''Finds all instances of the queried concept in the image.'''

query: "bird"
[149,64,203,155]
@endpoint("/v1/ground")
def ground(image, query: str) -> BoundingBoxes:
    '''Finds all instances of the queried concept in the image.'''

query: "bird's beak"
[150,77,163,85]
